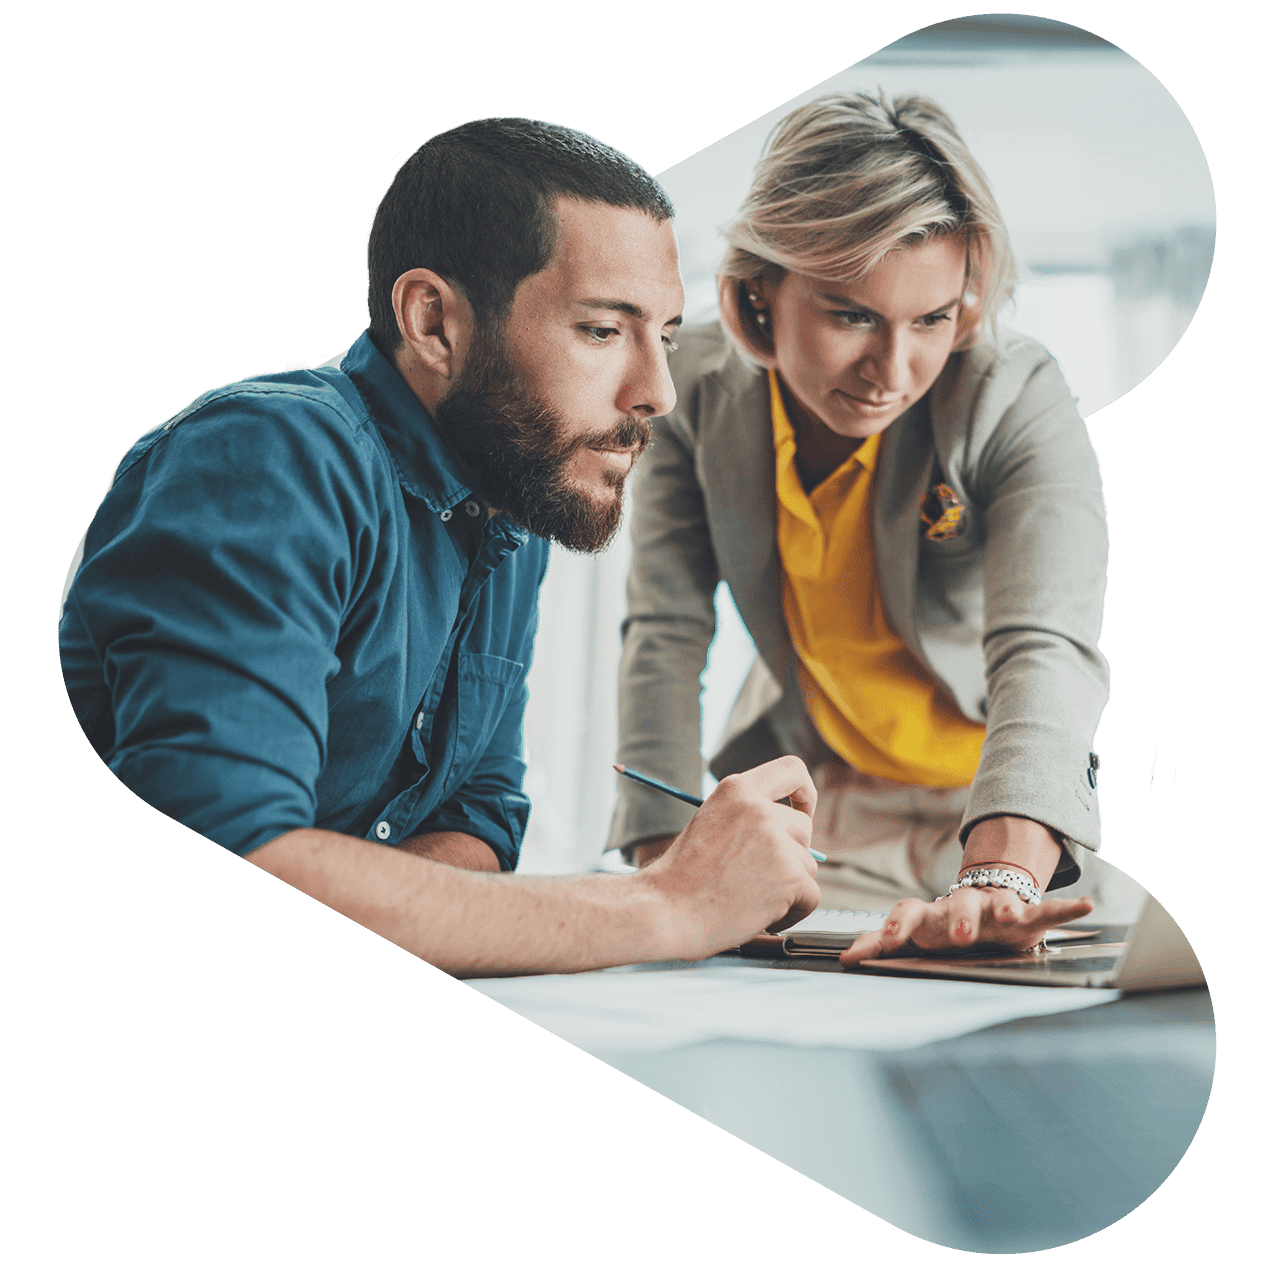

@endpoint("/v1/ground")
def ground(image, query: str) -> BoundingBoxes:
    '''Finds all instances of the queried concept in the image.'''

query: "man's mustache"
[576,417,653,456]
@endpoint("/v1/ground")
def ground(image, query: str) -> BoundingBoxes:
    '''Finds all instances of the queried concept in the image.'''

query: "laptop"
[740,895,1205,990]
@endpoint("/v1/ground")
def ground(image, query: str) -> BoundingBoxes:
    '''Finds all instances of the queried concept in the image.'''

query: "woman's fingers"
[977,893,1095,945]
[971,891,1095,948]
[838,890,1097,965]
[988,890,1026,928]
[839,897,928,962]
[945,889,985,946]
[1036,895,1095,925]
[886,898,931,945]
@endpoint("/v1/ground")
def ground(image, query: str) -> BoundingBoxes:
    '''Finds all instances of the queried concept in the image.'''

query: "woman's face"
[759,233,969,440]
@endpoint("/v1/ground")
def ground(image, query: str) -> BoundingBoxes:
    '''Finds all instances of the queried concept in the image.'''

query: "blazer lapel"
[873,398,934,668]
[696,354,792,683]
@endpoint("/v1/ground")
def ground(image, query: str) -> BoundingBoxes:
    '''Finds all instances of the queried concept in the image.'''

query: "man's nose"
[617,336,677,419]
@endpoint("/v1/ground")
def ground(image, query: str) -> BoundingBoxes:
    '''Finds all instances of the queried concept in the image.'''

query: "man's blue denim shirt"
[60,332,550,870]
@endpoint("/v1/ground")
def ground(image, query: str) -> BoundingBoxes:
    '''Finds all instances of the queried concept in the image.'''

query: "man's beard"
[431,328,652,553]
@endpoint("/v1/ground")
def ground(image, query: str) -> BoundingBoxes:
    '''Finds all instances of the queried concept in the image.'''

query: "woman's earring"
[745,288,770,328]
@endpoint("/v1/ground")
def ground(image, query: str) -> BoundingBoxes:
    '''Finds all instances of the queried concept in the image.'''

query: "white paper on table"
[467,967,1122,1056]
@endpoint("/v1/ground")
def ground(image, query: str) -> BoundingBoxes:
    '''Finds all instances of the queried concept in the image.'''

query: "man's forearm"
[247,760,822,978]
[398,830,502,873]
[247,828,679,978]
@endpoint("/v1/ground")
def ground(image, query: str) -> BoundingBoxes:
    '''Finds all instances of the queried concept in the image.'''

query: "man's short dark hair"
[367,118,675,354]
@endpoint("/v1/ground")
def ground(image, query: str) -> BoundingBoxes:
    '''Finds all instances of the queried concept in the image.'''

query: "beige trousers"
[809,761,1147,922]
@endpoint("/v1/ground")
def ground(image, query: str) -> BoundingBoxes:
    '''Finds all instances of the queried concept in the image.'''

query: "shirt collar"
[341,332,525,548]
[769,369,882,482]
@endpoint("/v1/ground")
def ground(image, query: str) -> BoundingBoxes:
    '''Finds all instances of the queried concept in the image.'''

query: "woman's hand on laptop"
[839,815,1092,963]
[838,889,1094,964]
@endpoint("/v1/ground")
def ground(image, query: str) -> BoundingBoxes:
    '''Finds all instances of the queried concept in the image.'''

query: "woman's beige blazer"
[608,322,1109,888]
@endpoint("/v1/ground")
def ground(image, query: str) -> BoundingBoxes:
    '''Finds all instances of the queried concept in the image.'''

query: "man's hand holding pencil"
[620,757,822,959]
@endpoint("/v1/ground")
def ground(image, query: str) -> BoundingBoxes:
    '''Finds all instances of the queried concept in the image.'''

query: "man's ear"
[392,269,473,383]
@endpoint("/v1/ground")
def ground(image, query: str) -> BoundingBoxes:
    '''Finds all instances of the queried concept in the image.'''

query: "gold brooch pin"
[920,483,966,541]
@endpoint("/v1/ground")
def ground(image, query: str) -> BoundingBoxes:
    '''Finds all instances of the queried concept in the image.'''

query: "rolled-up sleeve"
[63,389,379,854]
[407,679,532,871]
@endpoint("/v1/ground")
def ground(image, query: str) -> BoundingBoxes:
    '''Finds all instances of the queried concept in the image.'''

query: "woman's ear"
[718,275,779,367]
[951,287,984,350]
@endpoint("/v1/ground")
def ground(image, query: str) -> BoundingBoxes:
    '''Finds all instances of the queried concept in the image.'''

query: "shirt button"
[440,509,453,522]
[464,500,481,518]
[375,821,391,840]
[415,712,425,730]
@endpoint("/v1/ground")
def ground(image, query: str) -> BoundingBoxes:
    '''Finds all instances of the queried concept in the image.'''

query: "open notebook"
[739,896,1205,991]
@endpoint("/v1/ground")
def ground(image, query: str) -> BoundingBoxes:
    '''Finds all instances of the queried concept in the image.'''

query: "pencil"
[612,764,826,861]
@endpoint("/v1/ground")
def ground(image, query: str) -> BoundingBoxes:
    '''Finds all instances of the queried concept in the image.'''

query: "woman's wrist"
[960,816,1061,894]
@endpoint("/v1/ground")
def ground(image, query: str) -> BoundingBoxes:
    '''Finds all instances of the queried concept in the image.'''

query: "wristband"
[938,864,1043,906]
[959,858,1041,888]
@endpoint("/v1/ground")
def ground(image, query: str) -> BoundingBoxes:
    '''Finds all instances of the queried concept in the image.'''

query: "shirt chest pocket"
[443,651,526,789]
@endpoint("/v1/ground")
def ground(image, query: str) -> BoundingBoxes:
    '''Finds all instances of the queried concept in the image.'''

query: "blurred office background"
[517,15,1216,875]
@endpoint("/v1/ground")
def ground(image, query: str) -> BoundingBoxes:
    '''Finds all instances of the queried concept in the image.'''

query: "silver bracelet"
[938,865,1043,906]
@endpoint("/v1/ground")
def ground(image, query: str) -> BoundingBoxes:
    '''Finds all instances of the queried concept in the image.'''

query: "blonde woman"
[610,91,1108,958]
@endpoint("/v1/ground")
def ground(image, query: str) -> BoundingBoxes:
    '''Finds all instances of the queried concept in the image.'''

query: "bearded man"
[59,119,821,976]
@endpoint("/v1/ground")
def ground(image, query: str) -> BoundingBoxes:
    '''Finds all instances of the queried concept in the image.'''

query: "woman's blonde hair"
[719,90,1016,358]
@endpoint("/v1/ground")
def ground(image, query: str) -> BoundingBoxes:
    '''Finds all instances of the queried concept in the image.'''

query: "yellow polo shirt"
[772,372,985,788]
